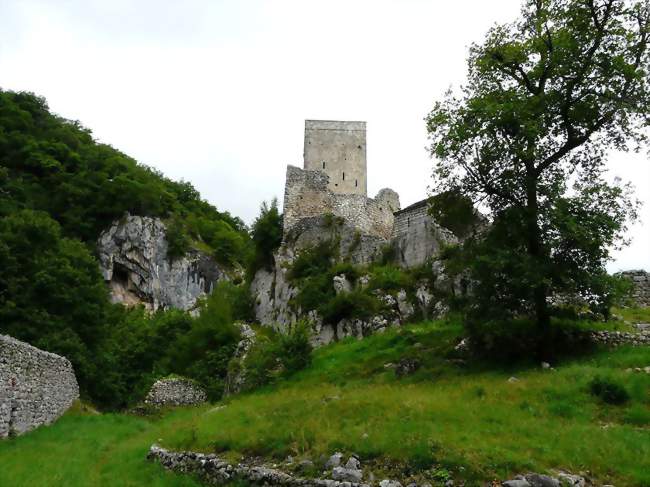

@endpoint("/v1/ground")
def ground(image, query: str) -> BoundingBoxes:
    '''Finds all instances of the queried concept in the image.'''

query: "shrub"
[288,240,336,281]
[277,320,313,373]
[464,317,592,362]
[320,289,382,325]
[368,265,412,292]
[165,217,191,260]
[588,376,630,405]
[243,321,313,389]
[248,199,283,274]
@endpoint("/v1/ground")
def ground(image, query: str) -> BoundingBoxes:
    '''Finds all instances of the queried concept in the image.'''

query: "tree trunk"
[525,172,551,354]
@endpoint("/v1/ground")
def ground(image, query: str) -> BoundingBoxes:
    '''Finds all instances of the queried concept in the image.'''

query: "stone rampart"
[0,335,79,438]
[392,199,457,268]
[283,165,395,240]
[619,270,650,307]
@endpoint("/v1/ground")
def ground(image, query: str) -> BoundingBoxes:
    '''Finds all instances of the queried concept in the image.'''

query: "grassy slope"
[158,319,650,486]
[0,405,202,487]
[1,317,649,486]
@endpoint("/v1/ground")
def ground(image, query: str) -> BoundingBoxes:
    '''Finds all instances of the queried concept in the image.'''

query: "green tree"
[427,0,648,344]
[249,198,283,274]
[0,210,110,395]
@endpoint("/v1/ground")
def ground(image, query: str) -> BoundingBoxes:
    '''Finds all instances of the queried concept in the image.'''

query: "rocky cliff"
[250,214,460,346]
[98,215,227,312]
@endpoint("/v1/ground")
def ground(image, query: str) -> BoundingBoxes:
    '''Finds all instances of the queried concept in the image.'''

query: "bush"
[243,321,313,389]
[165,217,191,260]
[589,376,630,405]
[278,321,313,373]
[464,317,593,362]
[248,199,283,275]
[320,289,382,325]
[368,265,412,292]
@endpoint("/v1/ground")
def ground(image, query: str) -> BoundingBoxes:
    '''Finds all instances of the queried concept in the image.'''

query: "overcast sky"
[1,0,648,271]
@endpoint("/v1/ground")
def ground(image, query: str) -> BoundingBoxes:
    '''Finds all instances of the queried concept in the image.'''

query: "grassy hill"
[1,315,649,487]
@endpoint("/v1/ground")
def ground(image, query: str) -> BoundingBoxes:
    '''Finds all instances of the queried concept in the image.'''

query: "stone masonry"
[283,165,398,241]
[392,200,457,268]
[619,270,650,307]
[304,120,367,196]
[144,377,207,408]
[0,334,79,438]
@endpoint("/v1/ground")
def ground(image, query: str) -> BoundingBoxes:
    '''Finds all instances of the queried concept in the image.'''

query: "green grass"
[615,306,650,324]
[156,320,650,486]
[2,316,649,486]
[0,405,203,487]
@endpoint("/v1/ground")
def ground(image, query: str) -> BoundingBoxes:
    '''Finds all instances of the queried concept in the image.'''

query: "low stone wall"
[619,270,650,307]
[148,444,370,487]
[144,377,207,408]
[590,329,650,347]
[0,334,79,438]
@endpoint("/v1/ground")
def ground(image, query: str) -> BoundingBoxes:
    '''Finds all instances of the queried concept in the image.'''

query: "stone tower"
[303,120,367,196]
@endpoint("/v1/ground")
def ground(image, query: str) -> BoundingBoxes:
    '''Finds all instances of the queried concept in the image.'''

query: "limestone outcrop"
[224,323,257,396]
[98,215,227,312]
[1,334,79,438]
[144,377,207,408]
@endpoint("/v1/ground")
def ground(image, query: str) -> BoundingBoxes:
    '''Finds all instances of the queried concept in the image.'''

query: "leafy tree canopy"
[426,0,648,343]
[0,89,249,267]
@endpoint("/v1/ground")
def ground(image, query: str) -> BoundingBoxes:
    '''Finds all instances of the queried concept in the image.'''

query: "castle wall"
[283,165,394,240]
[392,199,457,268]
[1,335,79,438]
[304,120,367,196]
[619,270,650,307]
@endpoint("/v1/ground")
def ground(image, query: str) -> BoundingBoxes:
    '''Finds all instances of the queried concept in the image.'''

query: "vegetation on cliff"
[0,89,253,409]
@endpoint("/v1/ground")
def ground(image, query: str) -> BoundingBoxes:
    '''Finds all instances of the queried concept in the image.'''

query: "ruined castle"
[282,120,453,268]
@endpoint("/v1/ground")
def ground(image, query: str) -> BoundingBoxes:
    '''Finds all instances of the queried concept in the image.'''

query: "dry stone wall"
[620,270,650,307]
[0,334,79,438]
[144,377,207,408]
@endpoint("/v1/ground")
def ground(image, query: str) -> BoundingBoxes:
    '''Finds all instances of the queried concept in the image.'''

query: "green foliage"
[165,217,192,261]
[463,316,593,362]
[243,321,313,389]
[589,376,630,406]
[320,290,382,325]
[2,321,650,486]
[367,265,412,292]
[249,199,283,274]
[429,190,480,239]
[276,321,313,374]
[0,210,110,399]
[288,240,336,281]
[0,89,254,408]
[0,90,248,259]
[426,0,648,351]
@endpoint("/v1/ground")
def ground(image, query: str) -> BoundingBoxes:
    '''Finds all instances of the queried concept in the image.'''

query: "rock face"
[144,377,207,408]
[224,324,257,397]
[1,335,79,438]
[98,215,227,312]
[619,269,650,307]
[250,211,462,346]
